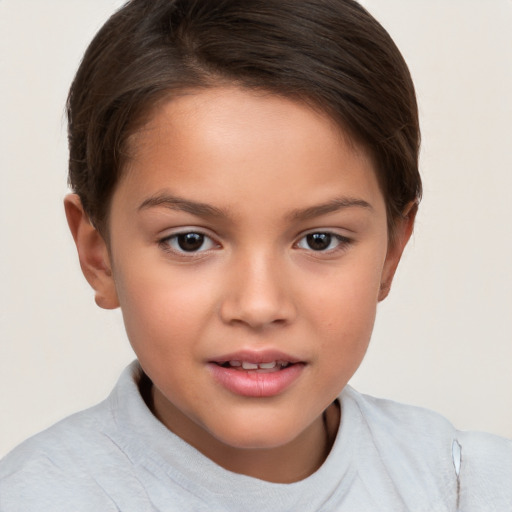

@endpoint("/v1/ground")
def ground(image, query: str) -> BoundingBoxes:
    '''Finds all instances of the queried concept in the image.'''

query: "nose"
[219,251,296,330]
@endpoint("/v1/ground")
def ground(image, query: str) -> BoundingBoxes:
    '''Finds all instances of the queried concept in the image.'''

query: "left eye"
[296,232,347,251]
[162,232,217,253]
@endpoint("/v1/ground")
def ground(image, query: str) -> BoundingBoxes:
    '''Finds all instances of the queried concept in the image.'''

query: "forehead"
[116,86,384,220]
[128,86,355,160]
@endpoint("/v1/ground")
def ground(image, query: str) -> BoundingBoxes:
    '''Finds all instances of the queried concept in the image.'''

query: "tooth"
[229,360,242,367]
[258,361,277,369]
[242,362,259,370]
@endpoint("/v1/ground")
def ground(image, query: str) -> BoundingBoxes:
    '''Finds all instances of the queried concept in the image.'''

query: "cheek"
[310,284,377,395]
[304,254,383,322]
[301,254,385,360]
[113,264,217,354]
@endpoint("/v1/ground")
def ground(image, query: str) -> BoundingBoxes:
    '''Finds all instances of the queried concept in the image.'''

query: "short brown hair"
[67,0,421,239]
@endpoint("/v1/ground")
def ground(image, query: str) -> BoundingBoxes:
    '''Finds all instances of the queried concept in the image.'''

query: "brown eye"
[177,233,205,252]
[296,232,351,253]
[306,233,332,251]
[162,232,217,253]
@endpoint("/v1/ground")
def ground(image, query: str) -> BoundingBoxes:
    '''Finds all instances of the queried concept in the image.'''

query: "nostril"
[220,298,295,329]
[218,265,297,328]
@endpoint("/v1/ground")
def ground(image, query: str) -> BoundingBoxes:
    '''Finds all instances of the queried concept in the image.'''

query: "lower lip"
[208,363,305,398]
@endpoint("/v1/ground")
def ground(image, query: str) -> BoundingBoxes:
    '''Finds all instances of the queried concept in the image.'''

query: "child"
[1,0,511,510]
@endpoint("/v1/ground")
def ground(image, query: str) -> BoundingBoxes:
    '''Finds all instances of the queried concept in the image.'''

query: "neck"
[200,404,339,483]
[149,385,340,483]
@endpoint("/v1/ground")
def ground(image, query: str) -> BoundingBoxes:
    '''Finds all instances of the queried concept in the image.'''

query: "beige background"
[1,0,511,457]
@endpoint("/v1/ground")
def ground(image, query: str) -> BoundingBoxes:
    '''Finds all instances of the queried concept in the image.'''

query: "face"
[72,86,412,476]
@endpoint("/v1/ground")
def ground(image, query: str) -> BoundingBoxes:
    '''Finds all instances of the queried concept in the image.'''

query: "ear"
[378,201,418,302]
[64,194,119,310]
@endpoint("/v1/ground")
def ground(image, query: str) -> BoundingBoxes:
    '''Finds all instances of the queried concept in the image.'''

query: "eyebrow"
[288,197,373,221]
[138,192,373,221]
[138,193,227,218]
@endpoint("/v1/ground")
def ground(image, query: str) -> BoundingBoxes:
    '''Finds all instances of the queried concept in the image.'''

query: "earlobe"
[64,194,120,310]
[378,201,418,302]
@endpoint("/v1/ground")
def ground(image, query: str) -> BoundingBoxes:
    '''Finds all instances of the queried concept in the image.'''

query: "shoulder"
[342,386,458,453]
[341,387,459,506]
[0,364,152,512]
[342,387,512,509]
[456,430,512,510]
[0,402,120,511]
[1,399,109,469]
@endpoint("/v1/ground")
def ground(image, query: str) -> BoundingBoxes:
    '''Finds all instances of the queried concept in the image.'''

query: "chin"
[208,418,304,451]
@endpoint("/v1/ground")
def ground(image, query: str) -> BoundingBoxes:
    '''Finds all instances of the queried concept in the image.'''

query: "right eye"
[160,232,218,253]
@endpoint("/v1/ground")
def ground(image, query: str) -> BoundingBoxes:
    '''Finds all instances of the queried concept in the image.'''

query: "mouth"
[208,351,305,397]
[216,360,295,373]
[214,360,293,374]
[210,349,303,372]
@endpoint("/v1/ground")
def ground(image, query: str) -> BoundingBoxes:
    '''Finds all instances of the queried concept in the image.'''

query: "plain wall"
[1,0,511,457]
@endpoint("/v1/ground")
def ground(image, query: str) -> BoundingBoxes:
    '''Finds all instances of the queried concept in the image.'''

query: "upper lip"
[209,349,303,365]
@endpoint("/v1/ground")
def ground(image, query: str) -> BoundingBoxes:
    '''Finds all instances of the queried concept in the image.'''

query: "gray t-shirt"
[1,362,511,511]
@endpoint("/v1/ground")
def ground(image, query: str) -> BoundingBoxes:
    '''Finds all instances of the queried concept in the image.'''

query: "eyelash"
[295,231,352,254]
[158,230,219,257]
[158,230,352,257]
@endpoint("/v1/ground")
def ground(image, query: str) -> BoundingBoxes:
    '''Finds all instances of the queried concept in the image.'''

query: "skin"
[65,86,415,483]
